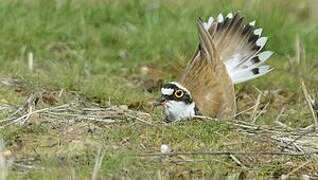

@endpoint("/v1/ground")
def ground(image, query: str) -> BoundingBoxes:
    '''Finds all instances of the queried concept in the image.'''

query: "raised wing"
[180,19,236,119]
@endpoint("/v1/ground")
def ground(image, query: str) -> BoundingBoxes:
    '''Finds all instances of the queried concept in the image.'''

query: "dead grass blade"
[194,115,318,154]
[0,101,152,128]
[301,80,318,130]
[91,147,106,180]
[139,150,318,157]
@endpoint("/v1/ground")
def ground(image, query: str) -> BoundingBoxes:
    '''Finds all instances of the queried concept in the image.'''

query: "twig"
[281,126,315,152]
[301,80,318,130]
[275,106,285,122]
[274,107,290,129]
[295,34,301,65]
[9,161,45,170]
[28,52,33,72]
[253,102,269,123]
[194,115,286,134]
[139,150,318,157]
[58,89,64,98]
[281,160,310,180]
[234,104,257,117]
[43,111,120,123]
[229,154,247,169]
[125,113,154,126]
[251,93,262,123]
[91,147,105,180]
[0,104,71,128]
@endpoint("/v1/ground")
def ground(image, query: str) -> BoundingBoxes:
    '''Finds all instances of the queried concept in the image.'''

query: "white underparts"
[164,101,196,122]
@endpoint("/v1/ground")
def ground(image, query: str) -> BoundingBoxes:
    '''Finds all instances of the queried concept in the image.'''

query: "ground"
[1,0,318,179]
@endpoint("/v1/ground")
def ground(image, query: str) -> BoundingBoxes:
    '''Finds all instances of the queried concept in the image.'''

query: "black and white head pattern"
[160,82,193,104]
[160,82,200,122]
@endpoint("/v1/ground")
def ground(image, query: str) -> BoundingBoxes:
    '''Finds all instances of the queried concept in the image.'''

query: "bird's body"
[158,12,273,122]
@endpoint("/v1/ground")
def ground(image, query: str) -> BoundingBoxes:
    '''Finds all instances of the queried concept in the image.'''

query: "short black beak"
[154,96,166,107]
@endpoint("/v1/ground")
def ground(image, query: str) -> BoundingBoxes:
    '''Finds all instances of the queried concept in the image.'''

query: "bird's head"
[155,82,200,122]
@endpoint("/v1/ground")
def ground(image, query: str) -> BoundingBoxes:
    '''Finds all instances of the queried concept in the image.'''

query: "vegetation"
[0,0,318,179]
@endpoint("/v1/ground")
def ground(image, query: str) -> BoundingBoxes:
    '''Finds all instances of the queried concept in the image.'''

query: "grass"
[1,0,318,179]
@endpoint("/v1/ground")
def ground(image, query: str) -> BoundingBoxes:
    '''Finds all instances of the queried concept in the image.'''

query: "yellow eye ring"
[174,90,184,98]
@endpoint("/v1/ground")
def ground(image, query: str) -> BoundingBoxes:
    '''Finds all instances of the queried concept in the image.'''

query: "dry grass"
[1,78,318,178]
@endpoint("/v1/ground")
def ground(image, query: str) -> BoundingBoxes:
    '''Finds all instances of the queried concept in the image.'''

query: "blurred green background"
[0,0,317,105]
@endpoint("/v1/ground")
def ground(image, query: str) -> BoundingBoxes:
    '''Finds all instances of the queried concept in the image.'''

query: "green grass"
[1,0,318,179]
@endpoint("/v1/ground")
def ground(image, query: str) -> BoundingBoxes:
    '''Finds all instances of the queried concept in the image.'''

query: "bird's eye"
[174,90,184,98]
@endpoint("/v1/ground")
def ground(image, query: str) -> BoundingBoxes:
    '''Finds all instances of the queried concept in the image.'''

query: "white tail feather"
[237,51,273,69]
[217,13,224,22]
[230,65,272,84]
[254,28,263,36]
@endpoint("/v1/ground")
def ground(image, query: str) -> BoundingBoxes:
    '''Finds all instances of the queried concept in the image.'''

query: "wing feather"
[180,19,236,118]
[179,12,273,118]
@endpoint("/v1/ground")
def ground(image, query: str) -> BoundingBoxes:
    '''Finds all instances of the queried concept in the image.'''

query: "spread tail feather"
[202,12,273,84]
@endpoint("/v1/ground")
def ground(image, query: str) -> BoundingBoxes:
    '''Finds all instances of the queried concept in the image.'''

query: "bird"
[156,12,273,122]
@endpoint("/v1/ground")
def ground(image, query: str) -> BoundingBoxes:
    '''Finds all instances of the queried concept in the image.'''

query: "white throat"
[164,101,196,122]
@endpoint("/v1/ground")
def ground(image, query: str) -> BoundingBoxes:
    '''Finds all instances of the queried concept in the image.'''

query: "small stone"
[281,174,288,180]
[119,105,128,110]
[140,66,149,76]
[2,150,12,157]
[301,175,310,180]
[160,144,171,154]
[284,161,293,166]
